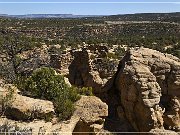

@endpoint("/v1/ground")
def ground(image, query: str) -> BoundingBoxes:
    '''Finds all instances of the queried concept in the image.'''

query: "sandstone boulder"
[73,96,108,134]
[4,93,55,121]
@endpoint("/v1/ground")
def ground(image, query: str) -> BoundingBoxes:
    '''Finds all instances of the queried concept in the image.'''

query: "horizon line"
[2,11,180,16]
[0,1,180,4]
[1,11,180,16]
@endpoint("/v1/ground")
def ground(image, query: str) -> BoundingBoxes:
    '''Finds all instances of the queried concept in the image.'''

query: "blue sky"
[0,0,180,15]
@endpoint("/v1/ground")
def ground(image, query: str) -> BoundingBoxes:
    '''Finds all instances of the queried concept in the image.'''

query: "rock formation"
[115,47,180,132]
[69,49,104,94]
[73,96,108,134]
[68,46,118,94]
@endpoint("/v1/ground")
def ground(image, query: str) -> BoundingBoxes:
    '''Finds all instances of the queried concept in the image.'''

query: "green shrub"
[114,47,126,59]
[15,75,27,92]
[22,67,80,120]
[54,99,75,120]
[107,52,118,59]
[71,86,93,96]
[78,87,93,96]
[0,86,14,116]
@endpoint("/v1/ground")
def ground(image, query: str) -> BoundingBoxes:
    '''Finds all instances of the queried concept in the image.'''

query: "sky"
[0,0,180,15]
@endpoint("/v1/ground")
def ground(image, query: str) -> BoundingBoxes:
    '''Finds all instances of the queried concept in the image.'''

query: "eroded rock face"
[115,47,180,132]
[69,50,103,94]
[68,47,118,94]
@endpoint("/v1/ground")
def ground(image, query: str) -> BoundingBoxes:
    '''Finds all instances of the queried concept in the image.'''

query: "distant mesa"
[0,14,102,19]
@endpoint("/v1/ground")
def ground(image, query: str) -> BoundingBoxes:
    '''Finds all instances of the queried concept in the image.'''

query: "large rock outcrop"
[115,47,180,132]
